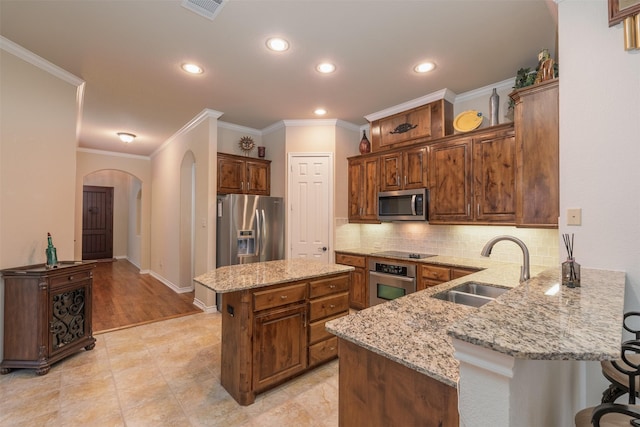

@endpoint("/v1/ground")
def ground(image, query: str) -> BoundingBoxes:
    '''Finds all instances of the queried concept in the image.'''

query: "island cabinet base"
[220,273,350,405]
[338,338,459,427]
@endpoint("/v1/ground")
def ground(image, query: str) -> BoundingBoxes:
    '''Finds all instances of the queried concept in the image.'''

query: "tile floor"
[0,312,339,426]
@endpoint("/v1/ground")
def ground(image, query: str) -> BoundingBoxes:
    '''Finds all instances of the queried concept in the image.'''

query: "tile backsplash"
[335,219,559,268]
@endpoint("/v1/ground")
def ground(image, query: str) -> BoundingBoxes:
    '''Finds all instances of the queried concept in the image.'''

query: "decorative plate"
[239,136,255,154]
[453,110,483,132]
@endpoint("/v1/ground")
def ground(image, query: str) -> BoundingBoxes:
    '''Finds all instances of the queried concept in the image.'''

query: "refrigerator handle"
[261,209,267,257]
[255,209,261,257]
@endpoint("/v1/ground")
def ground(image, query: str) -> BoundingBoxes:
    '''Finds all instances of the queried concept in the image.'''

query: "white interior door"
[288,154,333,263]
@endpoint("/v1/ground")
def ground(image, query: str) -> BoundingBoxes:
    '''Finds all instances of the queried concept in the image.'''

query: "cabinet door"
[246,160,270,195]
[349,267,368,310]
[428,138,473,222]
[217,156,245,194]
[403,147,428,189]
[49,280,92,358]
[473,133,516,223]
[252,304,307,392]
[348,159,364,220]
[361,157,380,220]
[380,152,403,192]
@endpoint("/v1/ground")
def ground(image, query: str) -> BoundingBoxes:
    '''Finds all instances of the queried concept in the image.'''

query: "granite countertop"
[193,258,354,293]
[327,248,626,388]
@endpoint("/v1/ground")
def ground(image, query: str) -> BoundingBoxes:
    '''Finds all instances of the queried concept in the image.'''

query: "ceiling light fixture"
[266,37,289,52]
[316,62,336,74]
[117,132,136,143]
[314,108,327,116]
[181,63,204,74]
[414,62,436,73]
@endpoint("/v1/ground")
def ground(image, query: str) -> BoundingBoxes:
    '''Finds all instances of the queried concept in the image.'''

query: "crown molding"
[0,36,84,87]
[364,88,457,122]
[77,147,151,161]
[151,108,223,157]
[218,120,261,136]
[261,121,286,135]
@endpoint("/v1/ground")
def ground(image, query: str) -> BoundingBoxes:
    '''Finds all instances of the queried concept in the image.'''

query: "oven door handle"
[369,271,416,284]
[411,195,417,216]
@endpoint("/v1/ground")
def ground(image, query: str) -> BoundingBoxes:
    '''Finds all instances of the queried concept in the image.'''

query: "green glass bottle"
[46,232,58,268]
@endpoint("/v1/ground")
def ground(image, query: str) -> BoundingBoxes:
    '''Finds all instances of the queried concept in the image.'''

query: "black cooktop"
[371,250,436,260]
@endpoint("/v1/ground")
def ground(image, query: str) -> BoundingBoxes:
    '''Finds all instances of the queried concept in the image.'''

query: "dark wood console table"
[1,261,97,375]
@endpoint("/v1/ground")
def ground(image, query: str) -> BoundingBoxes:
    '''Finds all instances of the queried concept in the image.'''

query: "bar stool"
[602,312,640,403]
[576,341,640,426]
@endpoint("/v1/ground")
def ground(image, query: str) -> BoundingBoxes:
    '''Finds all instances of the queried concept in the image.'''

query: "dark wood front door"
[82,186,114,260]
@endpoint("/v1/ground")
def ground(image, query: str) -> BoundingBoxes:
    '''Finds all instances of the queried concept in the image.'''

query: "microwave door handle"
[411,195,417,216]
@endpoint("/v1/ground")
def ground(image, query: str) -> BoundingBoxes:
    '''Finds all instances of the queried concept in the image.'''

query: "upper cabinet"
[380,146,428,192]
[348,155,379,223]
[370,99,453,152]
[510,79,559,228]
[429,125,516,225]
[217,152,271,196]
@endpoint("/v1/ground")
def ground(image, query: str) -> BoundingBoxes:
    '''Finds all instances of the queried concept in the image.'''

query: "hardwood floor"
[92,259,202,334]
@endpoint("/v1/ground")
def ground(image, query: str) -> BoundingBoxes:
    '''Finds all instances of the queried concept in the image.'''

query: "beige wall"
[150,112,218,307]
[75,150,151,270]
[263,125,286,198]
[0,48,80,359]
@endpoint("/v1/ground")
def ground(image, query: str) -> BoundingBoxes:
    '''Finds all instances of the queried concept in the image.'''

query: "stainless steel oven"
[369,258,417,306]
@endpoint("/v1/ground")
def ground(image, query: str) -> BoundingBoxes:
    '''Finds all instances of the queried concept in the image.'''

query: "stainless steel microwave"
[377,188,428,221]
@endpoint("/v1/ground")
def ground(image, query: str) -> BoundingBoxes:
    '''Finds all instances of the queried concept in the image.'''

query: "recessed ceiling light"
[181,63,204,74]
[117,132,136,143]
[266,37,289,52]
[316,62,336,74]
[414,62,436,73]
[314,108,327,116]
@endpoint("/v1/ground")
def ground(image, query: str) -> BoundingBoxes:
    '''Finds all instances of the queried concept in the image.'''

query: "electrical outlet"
[567,208,582,226]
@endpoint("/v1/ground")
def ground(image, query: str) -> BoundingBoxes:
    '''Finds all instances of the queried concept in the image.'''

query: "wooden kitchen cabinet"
[380,146,428,192]
[335,253,368,309]
[217,152,271,195]
[348,155,379,223]
[510,79,559,228]
[370,99,453,152]
[220,272,350,405]
[428,136,473,223]
[1,261,97,375]
[428,124,516,225]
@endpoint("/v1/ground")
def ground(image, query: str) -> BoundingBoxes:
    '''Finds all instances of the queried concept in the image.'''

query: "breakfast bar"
[194,258,353,405]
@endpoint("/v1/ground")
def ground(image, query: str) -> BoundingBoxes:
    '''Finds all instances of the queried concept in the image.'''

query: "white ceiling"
[0,0,558,157]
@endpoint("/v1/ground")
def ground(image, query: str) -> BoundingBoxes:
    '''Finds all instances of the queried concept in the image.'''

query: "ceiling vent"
[181,0,226,21]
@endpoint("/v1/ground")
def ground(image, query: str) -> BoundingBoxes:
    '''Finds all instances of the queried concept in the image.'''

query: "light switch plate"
[567,208,582,226]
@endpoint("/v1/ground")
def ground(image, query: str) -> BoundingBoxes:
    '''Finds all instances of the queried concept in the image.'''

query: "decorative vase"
[490,88,500,126]
[359,131,371,155]
[258,146,266,158]
[46,232,58,268]
[561,257,581,288]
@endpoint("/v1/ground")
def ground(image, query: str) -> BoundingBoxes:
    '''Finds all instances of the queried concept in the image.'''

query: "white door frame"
[287,152,334,261]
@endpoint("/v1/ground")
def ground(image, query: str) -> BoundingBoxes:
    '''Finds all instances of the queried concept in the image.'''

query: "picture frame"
[609,0,640,26]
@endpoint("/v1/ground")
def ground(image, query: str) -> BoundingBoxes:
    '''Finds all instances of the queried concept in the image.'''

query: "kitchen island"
[326,253,625,427]
[194,258,353,405]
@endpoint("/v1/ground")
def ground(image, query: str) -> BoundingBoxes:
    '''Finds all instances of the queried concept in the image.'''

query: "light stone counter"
[327,249,626,388]
[193,258,354,293]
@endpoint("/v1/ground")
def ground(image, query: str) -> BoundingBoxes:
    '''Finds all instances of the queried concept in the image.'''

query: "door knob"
[322,246,327,252]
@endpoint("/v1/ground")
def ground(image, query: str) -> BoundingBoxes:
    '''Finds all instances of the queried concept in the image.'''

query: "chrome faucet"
[481,235,531,283]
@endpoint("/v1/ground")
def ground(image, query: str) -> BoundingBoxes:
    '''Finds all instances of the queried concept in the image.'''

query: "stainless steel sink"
[431,282,510,307]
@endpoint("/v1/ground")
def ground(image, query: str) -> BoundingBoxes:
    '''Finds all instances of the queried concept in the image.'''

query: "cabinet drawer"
[49,270,92,287]
[451,267,480,279]
[420,264,451,282]
[309,312,347,345]
[253,283,307,312]
[309,274,349,298]
[309,336,338,367]
[309,293,349,322]
[335,253,366,268]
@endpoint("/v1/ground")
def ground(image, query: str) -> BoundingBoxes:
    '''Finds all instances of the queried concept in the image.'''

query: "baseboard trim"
[193,297,218,313]
[149,270,195,294]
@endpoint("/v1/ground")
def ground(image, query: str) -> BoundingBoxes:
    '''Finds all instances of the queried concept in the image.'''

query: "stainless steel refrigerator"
[216,194,285,268]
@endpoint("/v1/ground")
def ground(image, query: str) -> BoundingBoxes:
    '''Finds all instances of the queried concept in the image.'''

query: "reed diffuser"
[562,233,580,288]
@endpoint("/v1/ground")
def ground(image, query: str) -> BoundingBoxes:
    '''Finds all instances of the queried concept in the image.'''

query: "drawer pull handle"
[329,347,336,351]
[329,285,336,289]
[280,295,288,300]
[329,304,335,308]
[68,276,74,280]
